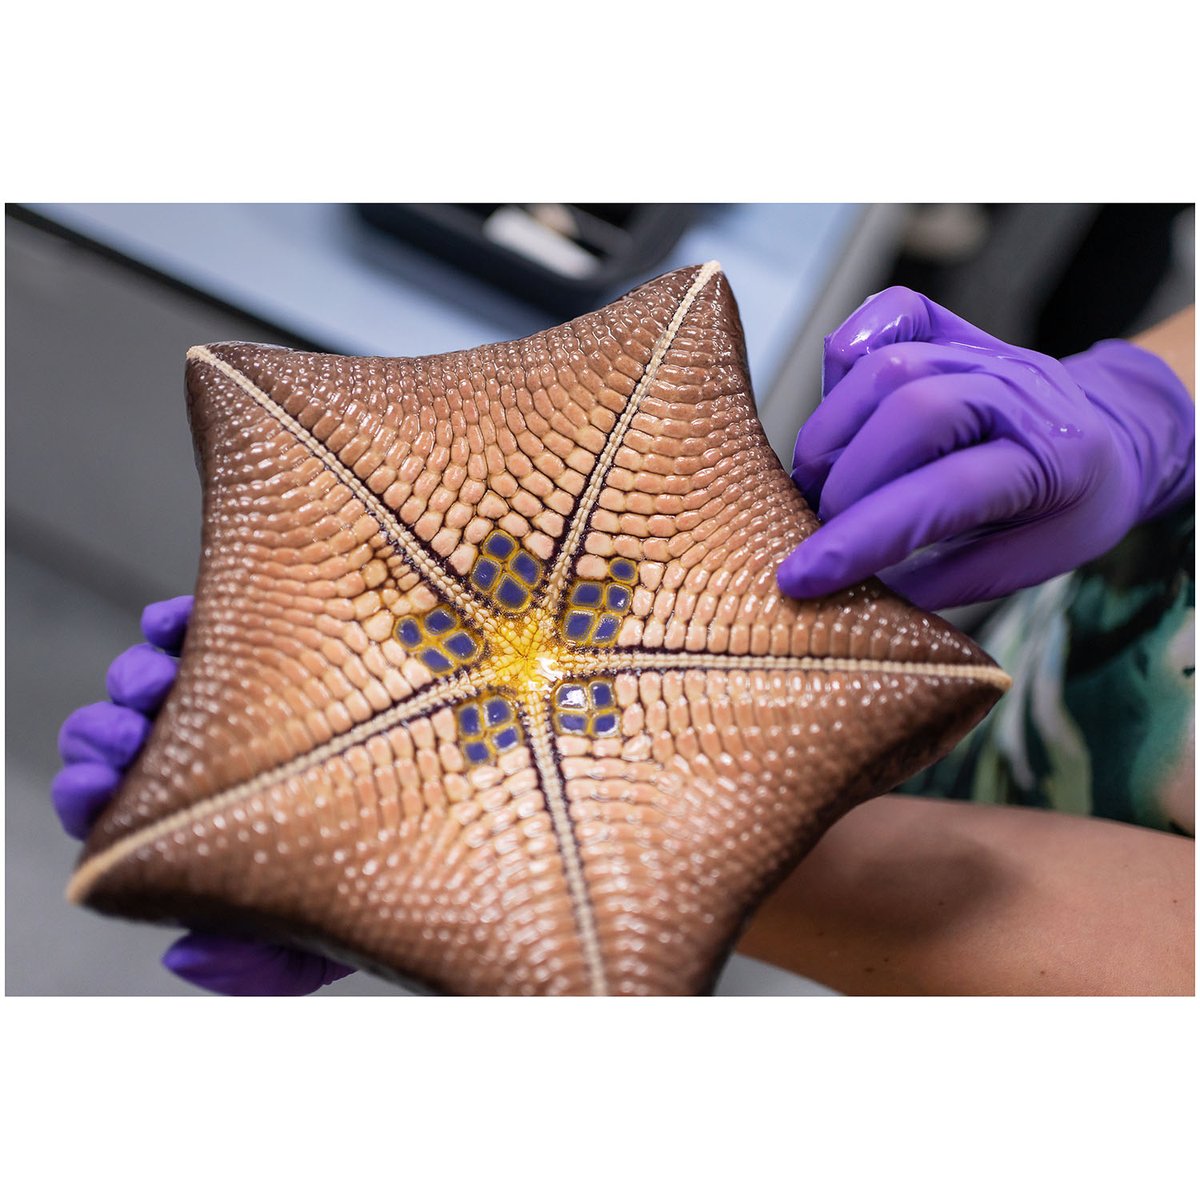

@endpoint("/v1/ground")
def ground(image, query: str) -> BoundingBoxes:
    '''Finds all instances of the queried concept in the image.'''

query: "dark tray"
[356,203,697,317]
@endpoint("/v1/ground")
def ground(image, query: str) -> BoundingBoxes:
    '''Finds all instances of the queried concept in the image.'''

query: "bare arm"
[735,794,1194,996]
[1133,305,1194,399]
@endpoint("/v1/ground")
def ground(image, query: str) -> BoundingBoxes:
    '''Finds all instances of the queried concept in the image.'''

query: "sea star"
[68,263,1008,995]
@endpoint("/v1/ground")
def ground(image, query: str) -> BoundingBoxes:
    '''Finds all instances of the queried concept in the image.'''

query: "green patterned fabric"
[901,506,1195,835]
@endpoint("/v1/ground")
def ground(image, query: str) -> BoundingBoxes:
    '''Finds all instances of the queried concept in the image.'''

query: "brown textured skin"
[69,264,1009,995]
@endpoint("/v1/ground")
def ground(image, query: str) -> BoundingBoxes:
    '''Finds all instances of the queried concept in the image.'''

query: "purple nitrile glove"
[53,593,354,996]
[778,287,1195,610]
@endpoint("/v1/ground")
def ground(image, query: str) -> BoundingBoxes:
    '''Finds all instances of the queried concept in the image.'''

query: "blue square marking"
[571,582,602,607]
[471,558,498,589]
[610,558,636,582]
[592,713,618,736]
[457,705,481,736]
[496,577,528,610]
[590,682,613,708]
[425,608,455,634]
[485,697,511,725]
[511,552,540,585]
[593,615,620,643]
[558,685,586,709]
[395,619,421,647]
[605,584,630,612]
[465,741,492,764]
[486,532,514,559]
[493,727,519,751]
[564,611,594,641]
[444,632,476,659]
[421,648,452,673]
[559,714,587,733]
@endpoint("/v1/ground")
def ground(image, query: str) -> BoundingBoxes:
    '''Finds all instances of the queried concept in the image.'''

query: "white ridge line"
[580,651,1012,690]
[523,695,608,996]
[187,346,496,633]
[67,671,483,904]
[544,262,721,609]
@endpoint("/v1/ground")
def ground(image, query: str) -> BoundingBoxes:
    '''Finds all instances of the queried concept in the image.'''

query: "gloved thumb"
[823,285,1005,393]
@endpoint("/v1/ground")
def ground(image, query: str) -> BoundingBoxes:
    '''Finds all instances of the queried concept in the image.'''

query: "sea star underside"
[68,263,1009,995]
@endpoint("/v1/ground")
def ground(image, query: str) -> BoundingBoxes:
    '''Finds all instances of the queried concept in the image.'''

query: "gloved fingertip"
[161,934,248,981]
[163,934,350,996]
[163,934,284,994]
[57,703,101,763]
[106,644,179,713]
[776,547,825,598]
[777,532,866,599]
[58,702,151,766]
[141,595,195,653]
[160,935,211,977]
[51,762,122,839]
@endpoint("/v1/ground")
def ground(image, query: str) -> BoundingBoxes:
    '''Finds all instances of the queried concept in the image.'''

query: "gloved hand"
[778,287,1195,610]
[53,594,355,996]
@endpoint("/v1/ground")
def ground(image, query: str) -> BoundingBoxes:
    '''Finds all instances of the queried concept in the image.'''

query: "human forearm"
[1132,306,1194,402]
[735,794,1194,996]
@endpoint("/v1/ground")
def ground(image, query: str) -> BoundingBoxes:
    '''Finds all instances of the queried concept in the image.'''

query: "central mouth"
[486,610,571,695]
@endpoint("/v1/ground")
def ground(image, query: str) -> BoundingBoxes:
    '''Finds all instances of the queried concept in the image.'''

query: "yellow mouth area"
[482,609,592,700]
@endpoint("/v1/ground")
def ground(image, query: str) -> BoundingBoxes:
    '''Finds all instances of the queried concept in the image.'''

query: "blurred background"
[6,201,1194,995]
